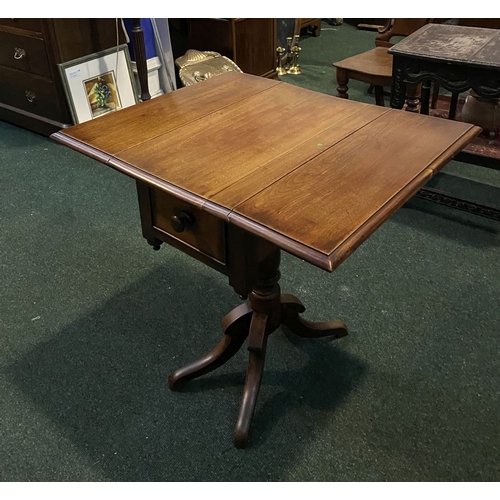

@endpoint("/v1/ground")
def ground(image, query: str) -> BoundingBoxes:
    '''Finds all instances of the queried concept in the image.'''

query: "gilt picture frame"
[59,45,138,124]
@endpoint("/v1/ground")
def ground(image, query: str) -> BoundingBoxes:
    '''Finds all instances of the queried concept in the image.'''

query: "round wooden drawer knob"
[171,211,194,233]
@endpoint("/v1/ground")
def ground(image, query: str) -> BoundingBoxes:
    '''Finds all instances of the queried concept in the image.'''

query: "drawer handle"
[25,90,36,103]
[171,211,195,233]
[14,47,26,60]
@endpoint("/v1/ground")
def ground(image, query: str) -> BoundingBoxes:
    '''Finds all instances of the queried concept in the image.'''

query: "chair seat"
[334,47,393,80]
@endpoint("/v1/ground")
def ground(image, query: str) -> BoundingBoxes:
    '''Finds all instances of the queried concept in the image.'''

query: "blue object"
[123,18,157,61]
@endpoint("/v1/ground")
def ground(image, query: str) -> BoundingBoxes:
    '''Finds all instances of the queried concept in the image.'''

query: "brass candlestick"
[287,45,302,75]
[285,36,293,69]
[276,46,287,76]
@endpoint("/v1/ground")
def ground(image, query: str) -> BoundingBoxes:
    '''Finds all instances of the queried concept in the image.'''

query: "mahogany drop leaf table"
[52,72,480,448]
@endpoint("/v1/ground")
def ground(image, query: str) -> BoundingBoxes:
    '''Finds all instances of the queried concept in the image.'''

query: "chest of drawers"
[0,18,126,136]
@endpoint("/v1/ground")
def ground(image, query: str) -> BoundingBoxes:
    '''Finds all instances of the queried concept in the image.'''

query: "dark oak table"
[51,72,479,448]
[389,24,500,221]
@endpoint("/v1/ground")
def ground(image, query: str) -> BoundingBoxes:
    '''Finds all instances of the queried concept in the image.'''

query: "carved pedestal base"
[168,249,348,448]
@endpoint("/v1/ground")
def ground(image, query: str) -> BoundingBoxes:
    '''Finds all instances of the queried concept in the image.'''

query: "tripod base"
[168,249,347,448]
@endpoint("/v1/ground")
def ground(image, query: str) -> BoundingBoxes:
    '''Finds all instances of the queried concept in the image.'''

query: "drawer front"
[0,19,43,33]
[0,66,63,121]
[0,30,51,78]
[151,188,226,263]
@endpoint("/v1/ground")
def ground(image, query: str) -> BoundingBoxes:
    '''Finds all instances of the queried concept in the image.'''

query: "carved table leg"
[405,85,420,113]
[336,68,349,99]
[390,59,407,110]
[281,294,348,339]
[168,248,347,448]
[232,250,281,448]
[168,302,252,390]
[234,312,268,448]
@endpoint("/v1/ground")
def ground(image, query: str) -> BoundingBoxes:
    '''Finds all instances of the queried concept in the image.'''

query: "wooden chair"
[299,18,322,37]
[333,19,431,107]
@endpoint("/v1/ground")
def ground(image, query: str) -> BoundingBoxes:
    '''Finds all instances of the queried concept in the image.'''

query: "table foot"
[168,249,348,448]
[168,302,252,390]
[281,294,348,339]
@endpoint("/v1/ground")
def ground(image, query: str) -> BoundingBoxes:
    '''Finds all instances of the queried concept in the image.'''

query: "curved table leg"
[168,248,350,448]
[281,294,348,339]
[234,312,268,449]
[168,303,252,390]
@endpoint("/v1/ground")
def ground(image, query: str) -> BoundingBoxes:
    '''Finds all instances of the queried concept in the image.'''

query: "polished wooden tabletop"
[52,72,480,271]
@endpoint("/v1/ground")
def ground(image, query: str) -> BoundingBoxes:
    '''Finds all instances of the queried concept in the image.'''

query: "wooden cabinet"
[0,19,125,136]
[186,18,277,78]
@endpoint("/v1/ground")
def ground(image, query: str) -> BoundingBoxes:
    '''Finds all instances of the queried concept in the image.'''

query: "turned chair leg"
[420,80,432,115]
[431,80,440,109]
[374,85,385,106]
[336,68,349,99]
[449,91,459,120]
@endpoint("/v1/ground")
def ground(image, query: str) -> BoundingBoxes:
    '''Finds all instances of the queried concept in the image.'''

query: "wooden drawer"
[0,66,63,121]
[0,19,43,33]
[0,30,51,78]
[151,188,226,263]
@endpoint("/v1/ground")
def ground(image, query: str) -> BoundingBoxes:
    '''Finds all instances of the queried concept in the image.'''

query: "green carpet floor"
[1,21,500,482]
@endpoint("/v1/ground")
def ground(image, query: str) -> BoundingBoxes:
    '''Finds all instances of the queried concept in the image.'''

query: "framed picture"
[59,45,138,124]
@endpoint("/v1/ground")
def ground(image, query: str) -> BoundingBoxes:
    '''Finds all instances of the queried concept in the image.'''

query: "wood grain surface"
[211,104,389,208]
[60,72,280,155]
[233,110,480,255]
[333,47,393,78]
[115,84,387,200]
[52,73,481,272]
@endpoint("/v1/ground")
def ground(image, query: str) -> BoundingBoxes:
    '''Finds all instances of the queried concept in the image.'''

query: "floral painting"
[83,71,122,118]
